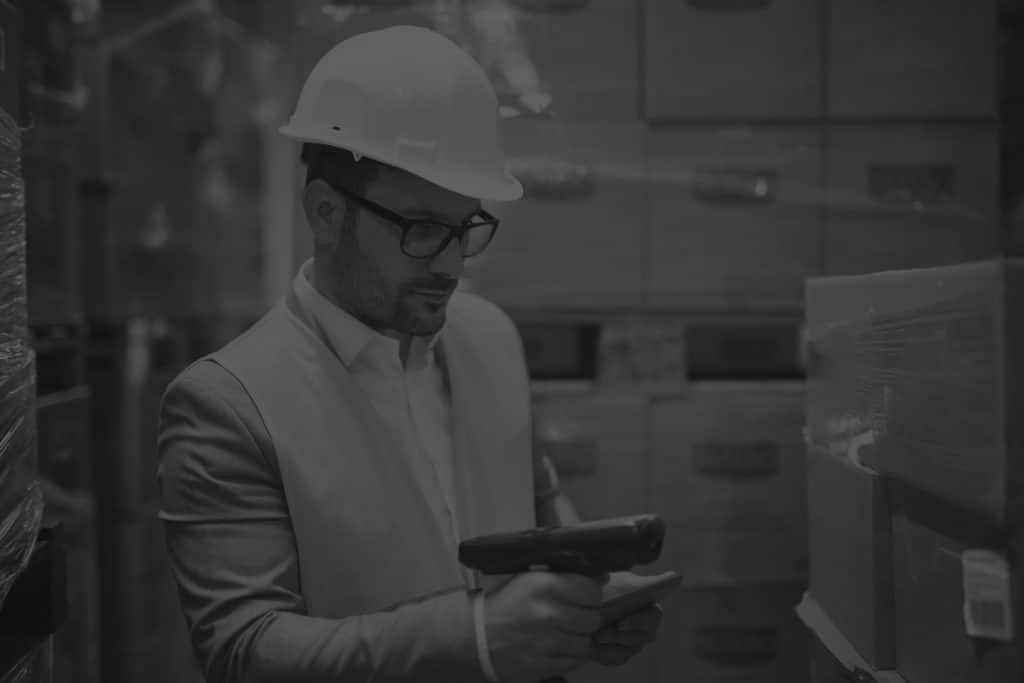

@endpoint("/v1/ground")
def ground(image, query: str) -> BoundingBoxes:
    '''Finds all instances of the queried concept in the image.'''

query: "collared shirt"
[293,260,462,550]
[292,262,565,683]
[292,260,501,681]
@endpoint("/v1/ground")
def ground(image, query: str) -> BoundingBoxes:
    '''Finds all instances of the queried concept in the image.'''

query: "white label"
[962,550,1014,641]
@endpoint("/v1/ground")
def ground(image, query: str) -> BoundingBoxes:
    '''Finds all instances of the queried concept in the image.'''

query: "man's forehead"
[371,164,481,220]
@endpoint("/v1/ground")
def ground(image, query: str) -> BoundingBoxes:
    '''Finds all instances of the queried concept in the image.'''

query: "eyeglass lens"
[404,222,496,258]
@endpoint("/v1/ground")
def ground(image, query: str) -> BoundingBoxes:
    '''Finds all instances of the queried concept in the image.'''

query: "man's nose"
[428,236,465,279]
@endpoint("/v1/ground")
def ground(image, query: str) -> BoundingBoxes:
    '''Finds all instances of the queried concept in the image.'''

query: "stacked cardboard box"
[804,260,1024,682]
[806,449,896,671]
[648,382,810,682]
[797,596,906,683]
[655,584,809,683]
[528,316,811,683]
[650,383,808,588]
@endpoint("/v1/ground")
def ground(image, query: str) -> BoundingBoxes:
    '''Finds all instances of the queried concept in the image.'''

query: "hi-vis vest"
[209,289,535,616]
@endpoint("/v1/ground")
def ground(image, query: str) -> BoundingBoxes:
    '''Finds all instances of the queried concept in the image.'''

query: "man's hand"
[590,604,663,667]
[484,571,607,682]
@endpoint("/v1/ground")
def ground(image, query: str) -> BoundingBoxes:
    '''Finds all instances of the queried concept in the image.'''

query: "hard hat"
[280,25,523,202]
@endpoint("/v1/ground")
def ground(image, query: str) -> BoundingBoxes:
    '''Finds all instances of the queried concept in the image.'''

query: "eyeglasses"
[326,181,501,259]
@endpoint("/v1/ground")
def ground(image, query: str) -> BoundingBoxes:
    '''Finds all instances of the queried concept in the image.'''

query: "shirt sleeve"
[157,360,488,683]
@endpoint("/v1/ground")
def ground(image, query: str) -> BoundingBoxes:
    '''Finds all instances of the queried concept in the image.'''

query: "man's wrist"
[472,590,500,682]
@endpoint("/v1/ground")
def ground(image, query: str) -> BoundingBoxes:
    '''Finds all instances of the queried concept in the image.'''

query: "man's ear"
[303,179,345,248]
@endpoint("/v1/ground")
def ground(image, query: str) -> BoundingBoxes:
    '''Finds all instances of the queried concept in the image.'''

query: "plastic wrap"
[0,102,46,613]
[0,417,44,616]
[0,354,44,607]
[0,107,26,363]
[0,640,47,683]
[804,260,1024,528]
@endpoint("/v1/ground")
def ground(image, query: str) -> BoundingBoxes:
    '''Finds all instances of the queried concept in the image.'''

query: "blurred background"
[0,0,1022,682]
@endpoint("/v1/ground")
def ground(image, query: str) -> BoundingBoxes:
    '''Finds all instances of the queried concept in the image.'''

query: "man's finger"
[617,604,663,632]
[594,630,652,648]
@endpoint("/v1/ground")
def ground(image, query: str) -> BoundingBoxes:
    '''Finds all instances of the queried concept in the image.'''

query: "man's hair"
[301,143,382,195]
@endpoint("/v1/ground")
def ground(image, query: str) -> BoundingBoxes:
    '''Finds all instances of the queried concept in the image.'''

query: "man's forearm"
[209,589,487,683]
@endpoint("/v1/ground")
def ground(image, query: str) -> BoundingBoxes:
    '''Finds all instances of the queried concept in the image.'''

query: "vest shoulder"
[208,301,300,369]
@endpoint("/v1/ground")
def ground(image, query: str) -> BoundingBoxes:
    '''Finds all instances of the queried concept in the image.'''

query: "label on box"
[962,550,1014,641]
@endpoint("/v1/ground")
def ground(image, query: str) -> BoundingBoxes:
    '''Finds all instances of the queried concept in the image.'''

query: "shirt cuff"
[472,590,500,682]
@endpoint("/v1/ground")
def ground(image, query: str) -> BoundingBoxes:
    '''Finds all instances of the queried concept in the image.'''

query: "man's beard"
[329,242,446,337]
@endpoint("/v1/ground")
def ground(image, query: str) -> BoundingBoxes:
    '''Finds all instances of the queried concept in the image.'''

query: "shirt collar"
[292,259,444,368]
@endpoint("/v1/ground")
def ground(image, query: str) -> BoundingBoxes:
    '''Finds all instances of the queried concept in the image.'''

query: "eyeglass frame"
[324,179,501,260]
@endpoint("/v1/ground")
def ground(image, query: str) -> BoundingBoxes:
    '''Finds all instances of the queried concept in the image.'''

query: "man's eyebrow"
[402,206,483,222]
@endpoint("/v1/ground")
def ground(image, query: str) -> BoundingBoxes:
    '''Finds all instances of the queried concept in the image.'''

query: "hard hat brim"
[280,126,524,202]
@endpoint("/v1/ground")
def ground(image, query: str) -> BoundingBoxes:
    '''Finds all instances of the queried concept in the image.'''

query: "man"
[157,25,661,683]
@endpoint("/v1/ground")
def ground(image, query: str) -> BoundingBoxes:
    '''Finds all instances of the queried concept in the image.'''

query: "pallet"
[512,308,806,396]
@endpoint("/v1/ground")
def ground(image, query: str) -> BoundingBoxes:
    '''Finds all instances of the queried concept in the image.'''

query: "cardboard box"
[654,584,809,683]
[468,120,648,309]
[805,260,1024,528]
[827,0,997,118]
[643,0,822,121]
[651,383,807,586]
[891,499,1024,683]
[566,639,653,683]
[532,392,649,522]
[511,0,640,119]
[823,124,1000,277]
[807,449,896,669]
[646,126,823,310]
[796,595,906,683]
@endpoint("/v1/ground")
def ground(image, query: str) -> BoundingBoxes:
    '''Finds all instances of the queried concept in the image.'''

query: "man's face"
[320,165,482,336]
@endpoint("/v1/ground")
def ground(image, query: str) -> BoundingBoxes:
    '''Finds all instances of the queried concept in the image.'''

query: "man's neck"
[311,264,414,364]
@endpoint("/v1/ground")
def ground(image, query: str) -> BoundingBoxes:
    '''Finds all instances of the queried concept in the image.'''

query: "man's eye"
[409,223,451,241]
